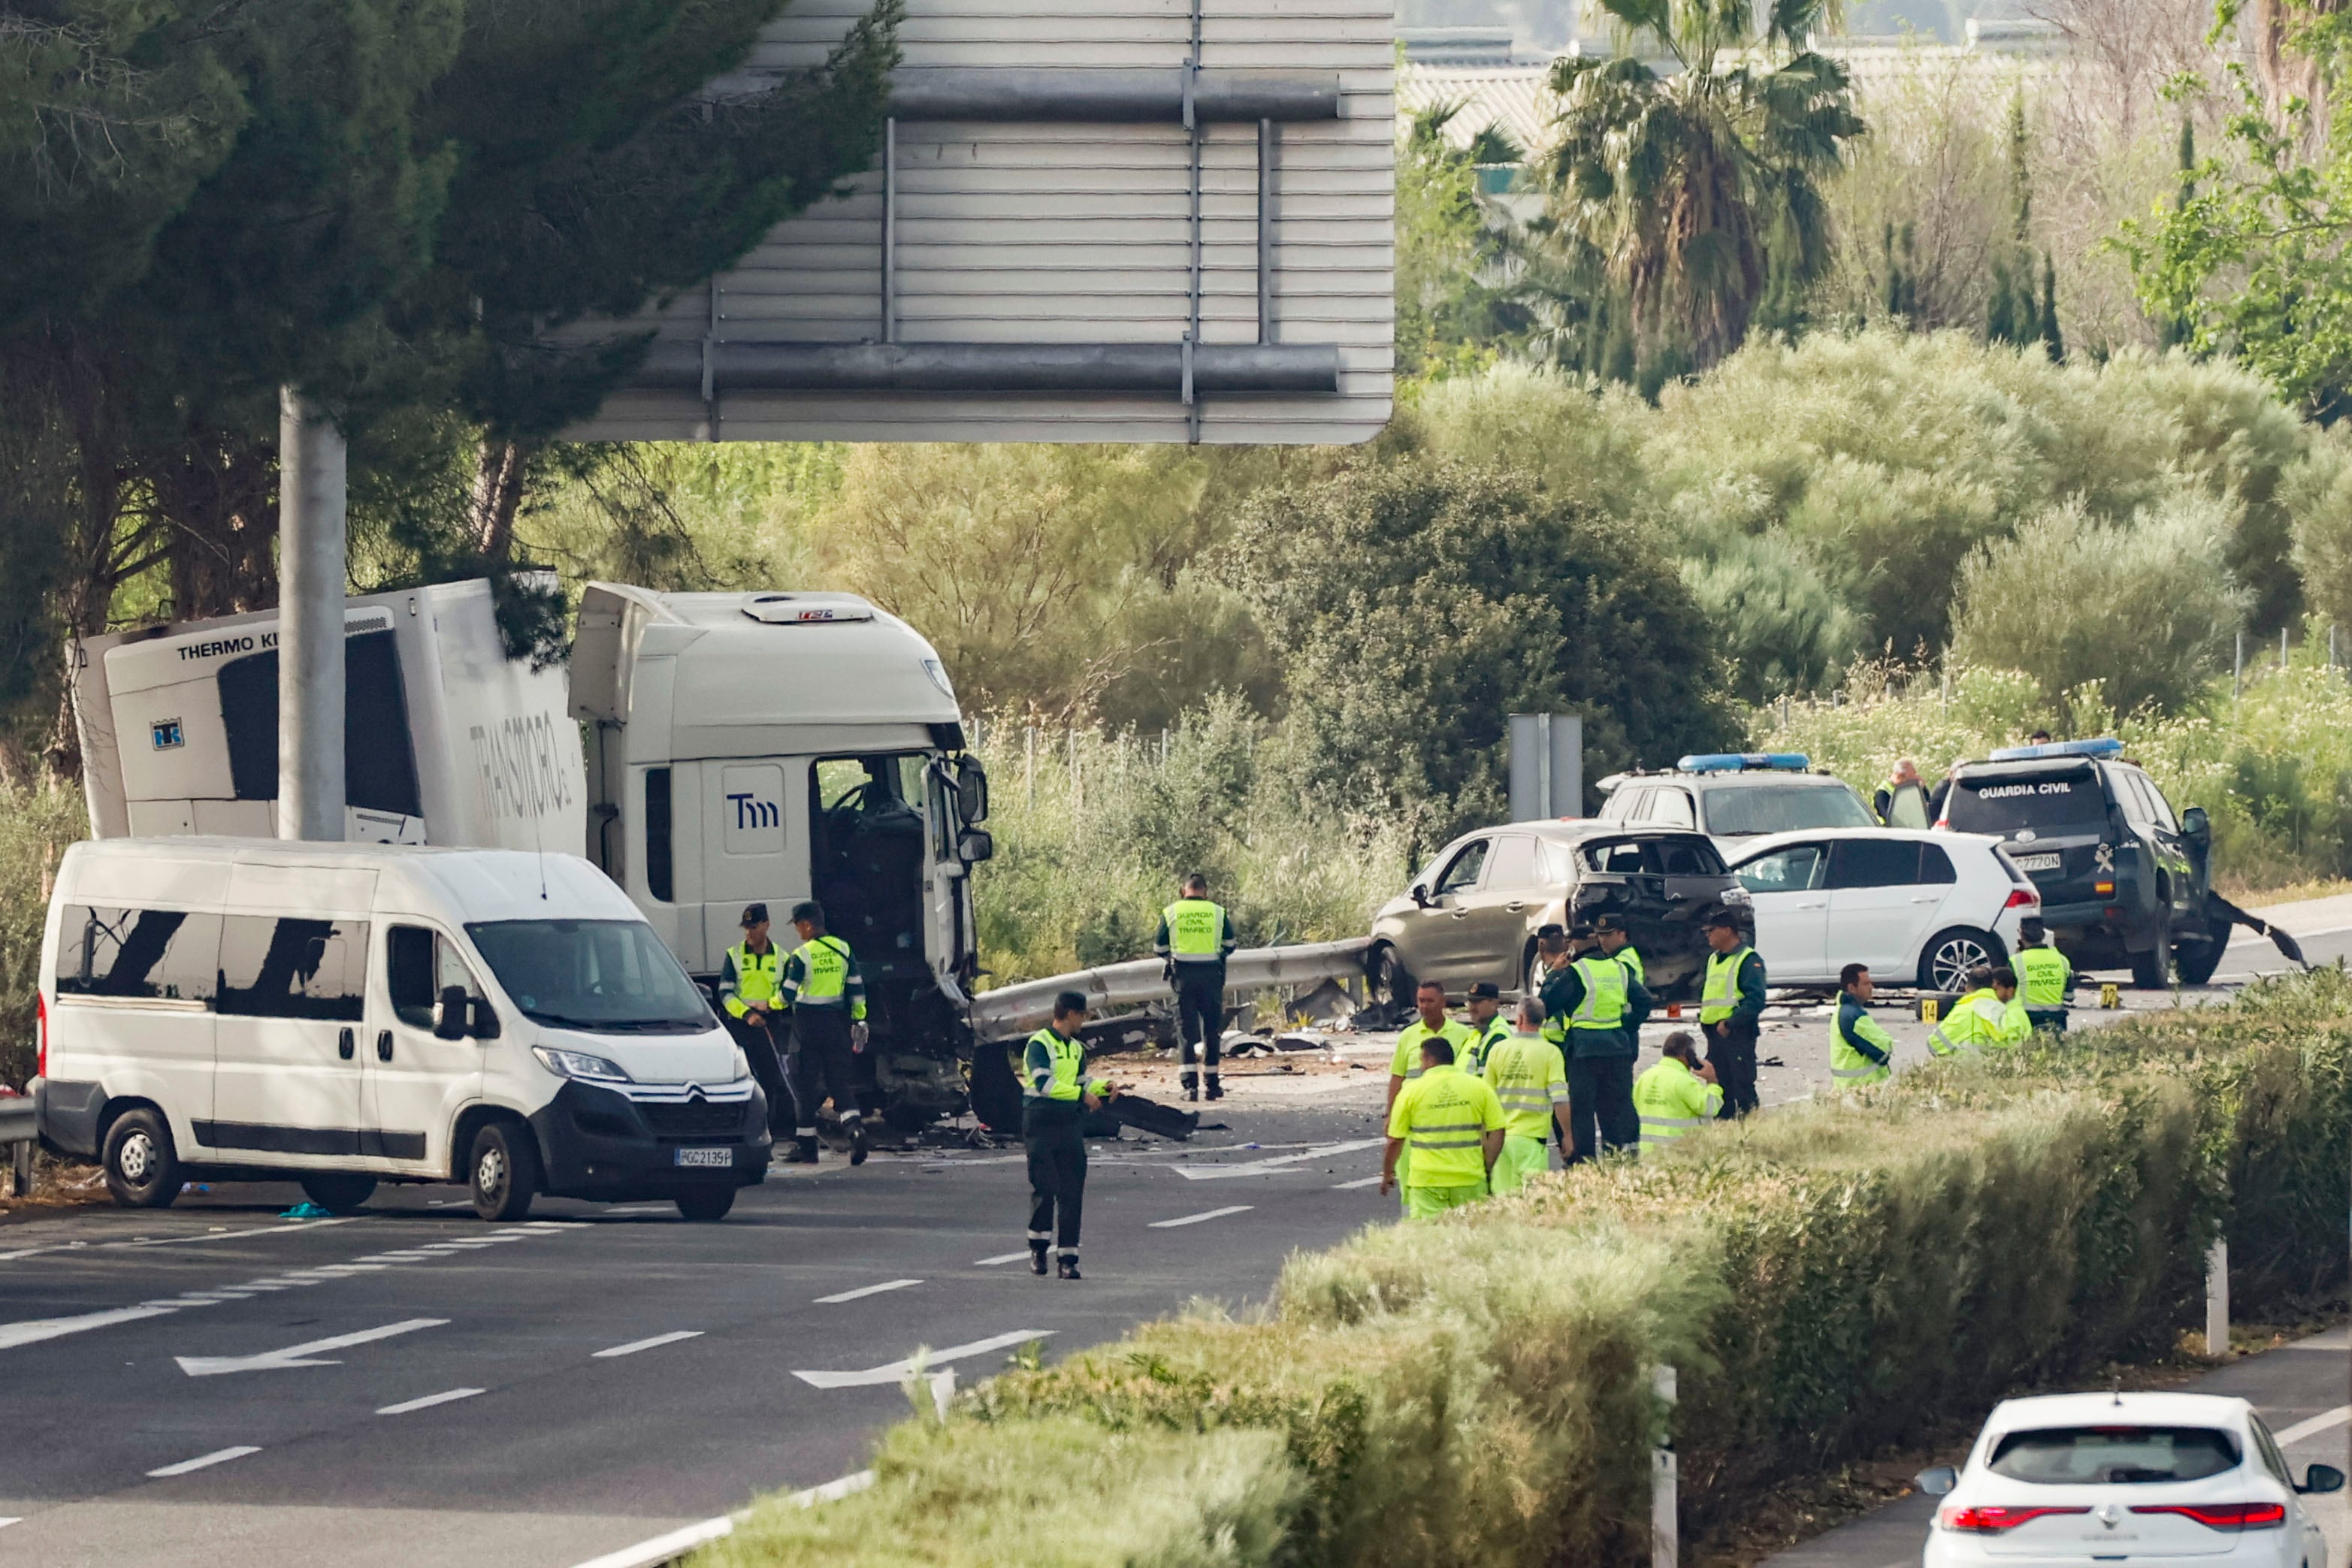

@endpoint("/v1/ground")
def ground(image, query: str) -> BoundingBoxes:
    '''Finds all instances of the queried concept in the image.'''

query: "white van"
[34,839,769,1221]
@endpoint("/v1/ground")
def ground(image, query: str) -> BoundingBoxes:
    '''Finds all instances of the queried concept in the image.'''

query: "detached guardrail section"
[966,938,1370,1041]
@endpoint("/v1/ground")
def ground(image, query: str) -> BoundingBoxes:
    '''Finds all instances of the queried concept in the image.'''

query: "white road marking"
[794,1330,1054,1388]
[176,1317,448,1377]
[1175,1138,1386,1181]
[0,1303,180,1352]
[2275,1406,2352,1445]
[1149,1205,1255,1228]
[815,1279,921,1304]
[599,1205,670,1216]
[0,1216,357,1263]
[563,1471,876,1568]
[792,1469,877,1506]
[1332,1175,1383,1190]
[972,1251,1032,1266]
[594,1330,704,1358]
[147,1446,260,1478]
[0,1516,18,1527]
[376,1387,486,1415]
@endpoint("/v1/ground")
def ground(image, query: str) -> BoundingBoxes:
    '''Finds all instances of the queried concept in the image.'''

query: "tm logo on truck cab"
[727,793,779,829]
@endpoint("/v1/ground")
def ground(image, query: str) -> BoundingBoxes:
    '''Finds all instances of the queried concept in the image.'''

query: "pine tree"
[2039,251,2064,362]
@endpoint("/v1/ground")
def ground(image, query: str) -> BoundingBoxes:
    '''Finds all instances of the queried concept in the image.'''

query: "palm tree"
[1535,0,1865,373]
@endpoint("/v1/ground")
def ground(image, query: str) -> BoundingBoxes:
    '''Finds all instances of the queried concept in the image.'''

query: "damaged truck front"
[570,585,993,1129]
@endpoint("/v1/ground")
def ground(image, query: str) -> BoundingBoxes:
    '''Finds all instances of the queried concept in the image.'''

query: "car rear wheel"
[1918,927,2003,993]
[298,1173,378,1216]
[103,1107,180,1209]
[2131,909,2174,989]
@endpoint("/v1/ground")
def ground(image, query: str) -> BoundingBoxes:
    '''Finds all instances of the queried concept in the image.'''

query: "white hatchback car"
[1918,1392,2341,1568]
[1726,828,2039,991]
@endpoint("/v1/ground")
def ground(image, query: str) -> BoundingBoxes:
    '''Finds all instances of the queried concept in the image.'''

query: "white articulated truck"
[70,579,994,1130]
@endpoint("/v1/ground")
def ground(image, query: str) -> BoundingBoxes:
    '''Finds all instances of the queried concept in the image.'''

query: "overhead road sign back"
[569,0,1395,446]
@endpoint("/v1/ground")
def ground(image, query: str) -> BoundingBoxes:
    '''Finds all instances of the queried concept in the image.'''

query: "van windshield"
[1706,784,1876,836]
[465,920,713,1034]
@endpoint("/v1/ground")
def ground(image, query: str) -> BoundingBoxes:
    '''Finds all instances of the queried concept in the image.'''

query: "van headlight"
[728,1047,751,1083]
[533,1046,633,1083]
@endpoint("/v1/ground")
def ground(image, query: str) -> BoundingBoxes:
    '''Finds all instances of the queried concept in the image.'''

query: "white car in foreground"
[1918,1392,2342,1568]
[1726,827,2039,991]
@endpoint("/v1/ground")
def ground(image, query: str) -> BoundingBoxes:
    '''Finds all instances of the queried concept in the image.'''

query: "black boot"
[1205,1075,1223,1102]
[1181,1075,1199,1104]
[1029,1240,1049,1276]
[794,1134,820,1164]
[1057,1254,1082,1281]
[849,1122,869,1166]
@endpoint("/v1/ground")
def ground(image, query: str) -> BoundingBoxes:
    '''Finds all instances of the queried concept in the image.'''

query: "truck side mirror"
[958,828,994,864]
[434,986,470,1041]
[956,756,990,823]
[1914,1467,1957,1496]
[2181,805,2209,838]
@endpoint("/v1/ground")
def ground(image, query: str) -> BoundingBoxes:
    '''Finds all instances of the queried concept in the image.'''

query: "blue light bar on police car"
[1676,752,1810,773]
[1985,738,2125,763]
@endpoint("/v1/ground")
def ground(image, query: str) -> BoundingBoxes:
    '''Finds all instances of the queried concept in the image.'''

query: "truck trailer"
[70,579,993,1128]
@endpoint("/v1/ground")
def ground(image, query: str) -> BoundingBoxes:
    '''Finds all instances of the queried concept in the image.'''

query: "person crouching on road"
[717,904,796,1147]
[1698,911,1766,1118]
[1156,872,1238,1103]
[1540,924,1652,1162]
[1928,964,2030,1054]
[1832,964,1895,1088]
[1380,1036,1505,1219]
[1386,978,1477,1212]
[1464,980,1510,1072]
[780,900,870,1167]
[1480,996,1570,1194]
[1024,991,1119,1279]
[1633,1032,1722,1156]
[2013,918,2073,1033]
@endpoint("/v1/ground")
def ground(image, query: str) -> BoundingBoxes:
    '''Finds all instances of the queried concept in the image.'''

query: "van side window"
[387,926,485,1029]
[216,914,369,1022]
[56,906,221,1002]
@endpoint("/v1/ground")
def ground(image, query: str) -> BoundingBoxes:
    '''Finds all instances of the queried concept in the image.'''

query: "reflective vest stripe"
[1570,956,1627,1028]
[1641,1115,1706,1129]
[1700,947,1752,1024]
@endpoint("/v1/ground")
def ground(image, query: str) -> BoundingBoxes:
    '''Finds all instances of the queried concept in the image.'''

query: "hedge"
[700,972,2352,1566]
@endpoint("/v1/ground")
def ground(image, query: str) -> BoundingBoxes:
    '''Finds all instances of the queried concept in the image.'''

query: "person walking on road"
[1023,991,1118,1279]
[1156,873,1238,1103]
[779,900,871,1167]
[1698,912,1766,1118]
[1464,980,1510,1071]
[1386,979,1477,1210]
[1540,924,1652,1162]
[1633,1032,1723,1156]
[1380,1035,1505,1218]
[1833,963,1895,1089]
[1927,964,2030,1055]
[2013,918,2073,1033]
[1480,996,1570,1194]
[716,904,795,1147]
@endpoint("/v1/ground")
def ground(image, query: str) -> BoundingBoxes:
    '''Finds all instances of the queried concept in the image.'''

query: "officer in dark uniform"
[1154,873,1238,1102]
[1023,991,1119,1279]
[715,904,793,1144]
[1698,911,1767,1117]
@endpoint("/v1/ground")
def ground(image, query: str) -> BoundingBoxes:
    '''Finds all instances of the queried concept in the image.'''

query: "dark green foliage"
[1221,458,1735,850]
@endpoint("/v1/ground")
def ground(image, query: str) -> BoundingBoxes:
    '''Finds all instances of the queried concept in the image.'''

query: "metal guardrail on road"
[967,938,1371,1041]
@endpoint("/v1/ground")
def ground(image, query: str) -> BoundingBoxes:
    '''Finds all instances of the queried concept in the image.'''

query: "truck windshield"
[1706,784,1875,836]
[465,920,713,1034]
[1946,767,2109,835]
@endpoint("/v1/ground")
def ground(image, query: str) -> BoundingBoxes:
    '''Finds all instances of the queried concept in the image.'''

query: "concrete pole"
[2205,1237,2229,1358]
[1652,1363,1678,1568]
[278,388,347,841]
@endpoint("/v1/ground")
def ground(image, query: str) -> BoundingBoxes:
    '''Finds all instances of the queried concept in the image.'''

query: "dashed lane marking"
[377,1387,486,1415]
[1175,1139,1386,1181]
[594,1331,704,1359]
[1332,1175,1383,1190]
[2275,1405,2352,1445]
[0,1304,179,1352]
[1148,1205,1255,1228]
[0,1216,358,1263]
[146,1446,260,1478]
[972,1252,1032,1266]
[794,1330,1054,1389]
[815,1279,921,1304]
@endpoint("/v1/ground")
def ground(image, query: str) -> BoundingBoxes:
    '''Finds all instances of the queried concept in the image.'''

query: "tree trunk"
[470,437,531,566]
[156,424,280,619]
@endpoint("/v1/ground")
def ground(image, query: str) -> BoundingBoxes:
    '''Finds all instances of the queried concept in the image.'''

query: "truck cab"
[569,586,992,1127]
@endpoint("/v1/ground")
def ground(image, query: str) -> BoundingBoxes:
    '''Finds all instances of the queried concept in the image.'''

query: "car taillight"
[2003,889,2038,909]
[35,992,44,1080]
[2130,1503,2287,1531]
[1942,1506,2090,1533]
[2094,881,2115,895]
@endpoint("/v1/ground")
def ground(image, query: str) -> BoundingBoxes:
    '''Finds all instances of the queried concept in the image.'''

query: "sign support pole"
[278,388,347,842]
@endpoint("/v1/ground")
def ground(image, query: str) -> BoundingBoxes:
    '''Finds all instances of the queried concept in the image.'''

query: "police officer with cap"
[716,904,794,1146]
[1538,922,1652,1162]
[1698,909,1767,1117]
[1594,914,1643,988]
[778,899,871,1167]
[1464,980,1510,1071]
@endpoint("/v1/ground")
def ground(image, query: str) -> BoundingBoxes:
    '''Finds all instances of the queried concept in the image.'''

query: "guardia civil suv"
[1934,739,2222,986]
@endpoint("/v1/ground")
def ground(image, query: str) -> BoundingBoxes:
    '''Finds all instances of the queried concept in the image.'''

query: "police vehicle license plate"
[674,1147,732,1168]
[2011,853,2062,871]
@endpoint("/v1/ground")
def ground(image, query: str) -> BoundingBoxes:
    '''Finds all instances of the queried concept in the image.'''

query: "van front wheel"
[104,1107,180,1209]
[467,1122,540,1222]
[674,1188,736,1222]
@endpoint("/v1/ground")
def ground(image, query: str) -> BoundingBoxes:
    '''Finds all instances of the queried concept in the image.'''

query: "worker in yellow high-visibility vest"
[1480,996,1570,1194]
[1155,873,1239,1102]
[716,903,795,1149]
[1386,978,1477,1212]
[2013,918,2073,1034]
[1380,1035,1505,1219]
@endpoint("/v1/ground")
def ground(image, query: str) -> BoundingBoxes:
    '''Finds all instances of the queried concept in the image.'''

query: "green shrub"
[0,779,89,1087]
[697,983,2351,1566]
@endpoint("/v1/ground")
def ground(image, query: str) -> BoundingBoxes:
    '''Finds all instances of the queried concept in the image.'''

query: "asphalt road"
[5,893,2344,1568]
[0,1097,1395,1567]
